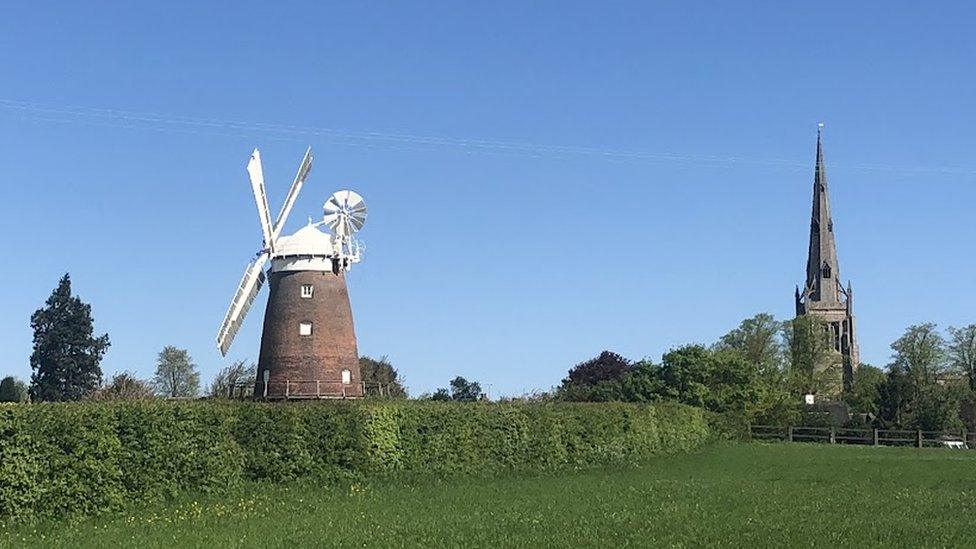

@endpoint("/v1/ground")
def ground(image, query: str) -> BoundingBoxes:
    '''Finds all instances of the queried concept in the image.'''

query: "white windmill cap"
[273,224,333,257]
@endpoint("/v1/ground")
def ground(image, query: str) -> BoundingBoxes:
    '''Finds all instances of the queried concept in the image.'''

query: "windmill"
[216,147,369,398]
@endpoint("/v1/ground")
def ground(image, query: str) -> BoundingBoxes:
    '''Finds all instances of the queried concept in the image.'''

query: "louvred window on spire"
[822,262,832,279]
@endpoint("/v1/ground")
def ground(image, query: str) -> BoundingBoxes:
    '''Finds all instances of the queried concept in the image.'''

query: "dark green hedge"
[0,400,708,519]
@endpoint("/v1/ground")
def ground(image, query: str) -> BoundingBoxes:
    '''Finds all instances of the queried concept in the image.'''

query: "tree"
[715,314,798,425]
[556,351,633,402]
[706,349,761,414]
[876,361,963,431]
[657,345,759,414]
[29,274,110,401]
[359,356,408,398]
[717,313,783,373]
[890,323,948,388]
[152,346,200,398]
[447,376,483,401]
[657,345,712,408]
[208,360,255,398]
[844,364,885,418]
[608,361,665,403]
[877,365,914,428]
[89,372,154,401]
[429,388,451,401]
[562,351,631,388]
[948,325,976,391]
[750,366,801,427]
[0,376,28,403]
[913,382,965,432]
[880,324,961,430]
[784,315,841,397]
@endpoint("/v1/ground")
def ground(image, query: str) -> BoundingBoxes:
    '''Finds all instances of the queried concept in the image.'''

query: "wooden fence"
[750,425,973,449]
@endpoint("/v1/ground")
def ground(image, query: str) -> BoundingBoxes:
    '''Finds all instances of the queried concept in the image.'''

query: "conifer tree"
[29,274,111,401]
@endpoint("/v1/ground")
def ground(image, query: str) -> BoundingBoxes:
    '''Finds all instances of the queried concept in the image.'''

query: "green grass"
[4,443,976,548]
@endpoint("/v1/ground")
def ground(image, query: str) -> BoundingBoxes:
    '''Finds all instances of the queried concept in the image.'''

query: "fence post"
[917,429,923,448]
[286,380,290,399]
[873,428,879,446]
[829,427,835,444]
[963,429,969,448]
[788,426,794,443]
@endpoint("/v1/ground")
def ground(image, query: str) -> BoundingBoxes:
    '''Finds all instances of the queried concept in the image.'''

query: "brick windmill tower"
[216,148,368,398]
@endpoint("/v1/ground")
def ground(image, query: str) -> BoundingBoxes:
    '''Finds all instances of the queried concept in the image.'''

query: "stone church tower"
[795,125,859,388]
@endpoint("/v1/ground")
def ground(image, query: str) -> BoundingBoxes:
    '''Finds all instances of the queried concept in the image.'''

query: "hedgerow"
[0,400,708,520]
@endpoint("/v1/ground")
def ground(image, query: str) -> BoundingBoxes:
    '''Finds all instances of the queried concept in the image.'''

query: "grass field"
[4,443,976,548]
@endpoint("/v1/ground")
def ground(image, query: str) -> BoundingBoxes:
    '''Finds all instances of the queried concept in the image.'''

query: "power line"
[2,98,975,177]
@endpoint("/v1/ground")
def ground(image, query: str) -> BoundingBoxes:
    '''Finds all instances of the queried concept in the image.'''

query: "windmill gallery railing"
[223,380,398,400]
[750,425,973,449]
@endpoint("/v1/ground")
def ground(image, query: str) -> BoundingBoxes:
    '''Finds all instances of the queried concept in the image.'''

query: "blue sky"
[1,2,974,397]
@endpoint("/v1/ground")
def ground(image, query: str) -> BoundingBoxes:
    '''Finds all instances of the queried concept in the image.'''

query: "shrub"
[24,404,125,517]
[113,402,243,501]
[704,410,751,441]
[89,372,155,401]
[0,400,708,520]
[0,408,42,519]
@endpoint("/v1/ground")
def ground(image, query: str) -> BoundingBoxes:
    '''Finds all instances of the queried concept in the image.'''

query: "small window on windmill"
[341,369,351,385]
[300,284,314,299]
[299,322,313,336]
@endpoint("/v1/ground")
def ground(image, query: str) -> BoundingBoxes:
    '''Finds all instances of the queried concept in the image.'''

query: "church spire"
[803,123,842,304]
[794,124,860,391]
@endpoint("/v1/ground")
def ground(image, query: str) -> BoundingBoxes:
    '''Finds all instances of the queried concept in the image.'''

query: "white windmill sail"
[247,149,275,250]
[272,147,313,241]
[217,253,268,356]
[216,146,315,356]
